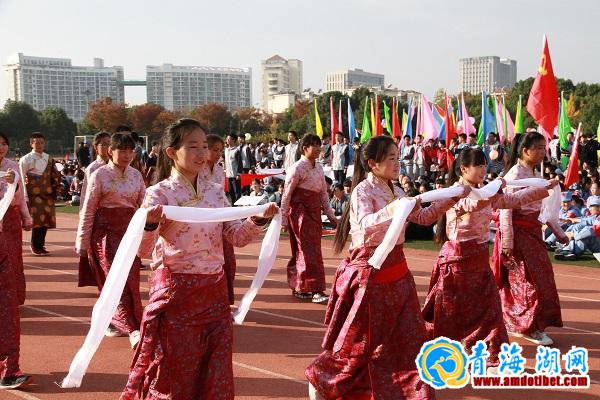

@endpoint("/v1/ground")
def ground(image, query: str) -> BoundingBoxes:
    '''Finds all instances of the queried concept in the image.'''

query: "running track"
[2,212,599,400]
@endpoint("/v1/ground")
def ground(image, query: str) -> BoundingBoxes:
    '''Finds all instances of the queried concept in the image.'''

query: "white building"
[459,56,517,94]
[146,64,251,112]
[268,93,296,114]
[261,55,303,111]
[325,69,384,93]
[3,53,124,122]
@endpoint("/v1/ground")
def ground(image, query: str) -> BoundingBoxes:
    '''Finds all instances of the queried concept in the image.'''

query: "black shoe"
[30,246,43,256]
[0,375,32,389]
[40,247,50,255]
[292,290,313,300]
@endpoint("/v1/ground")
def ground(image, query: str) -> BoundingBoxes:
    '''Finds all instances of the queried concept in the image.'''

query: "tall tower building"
[3,53,124,122]
[459,56,517,94]
[261,55,303,111]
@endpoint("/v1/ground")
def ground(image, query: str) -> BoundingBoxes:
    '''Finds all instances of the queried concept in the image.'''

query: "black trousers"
[227,177,241,203]
[333,170,346,184]
[31,227,48,251]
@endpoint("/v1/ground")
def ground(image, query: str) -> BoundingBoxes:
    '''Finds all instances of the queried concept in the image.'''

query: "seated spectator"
[268,183,284,206]
[249,178,266,199]
[69,169,85,206]
[555,196,600,260]
[329,183,349,217]
[434,178,445,189]
[343,178,352,195]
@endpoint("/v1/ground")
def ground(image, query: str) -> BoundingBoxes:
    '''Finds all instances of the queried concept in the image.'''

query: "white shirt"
[224,146,240,178]
[332,143,349,170]
[284,142,299,171]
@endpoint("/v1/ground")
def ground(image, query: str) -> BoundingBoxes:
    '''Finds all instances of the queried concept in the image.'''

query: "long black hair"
[433,147,487,245]
[504,131,545,174]
[332,135,396,254]
[155,118,208,184]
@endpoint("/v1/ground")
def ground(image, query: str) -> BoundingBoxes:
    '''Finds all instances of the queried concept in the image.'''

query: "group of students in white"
[0,120,568,399]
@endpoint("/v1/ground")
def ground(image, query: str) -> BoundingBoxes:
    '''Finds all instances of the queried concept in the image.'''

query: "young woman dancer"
[121,118,277,400]
[76,133,146,348]
[78,131,111,287]
[306,136,467,400]
[494,132,567,345]
[0,168,32,389]
[423,148,557,371]
[0,132,32,305]
[280,133,338,303]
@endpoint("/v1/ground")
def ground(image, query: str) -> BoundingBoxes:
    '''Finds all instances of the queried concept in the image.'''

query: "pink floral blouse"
[139,168,263,274]
[76,162,146,253]
[80,157,107,207]
[280,156,336,226]
[500,161,563,250]
[349,173,455,250]
[445,182,549,243]
[0,157,31,227]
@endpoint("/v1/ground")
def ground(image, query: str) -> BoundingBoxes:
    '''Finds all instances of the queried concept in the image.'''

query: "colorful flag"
[347,98,356,159]
[558,92,572,151]
[526,35,559,140]
[502,95,515,143]
[514,95,524,134]
[383,100,392,135]
[402,108,409,136]
[477,91,496,144]
[420,94,439,142]
[314,99,323,138]
[338,99,343,137]
[444,93,456,145]
[392,98,401,137]
[460,93,476,134]
[493,95,505,144]
[375,94,383,135]
[370,97,376,137]
[330,96,338,143]
[433,104,446,141]
[415,96,422,138]
[361,98,372,144]
[405,98,414,138]
[564,123,582,188]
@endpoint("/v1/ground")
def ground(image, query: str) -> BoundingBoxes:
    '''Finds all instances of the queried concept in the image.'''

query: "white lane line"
[233,361,307,386]
[561,325,600,336]
[3,390,43,400]
[21,303,309,388]
[560,295,600,303]
[25,263,75,276]
[235,307,324,328]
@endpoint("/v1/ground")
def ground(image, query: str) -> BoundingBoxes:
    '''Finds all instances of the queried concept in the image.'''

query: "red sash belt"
[372,259,408,284]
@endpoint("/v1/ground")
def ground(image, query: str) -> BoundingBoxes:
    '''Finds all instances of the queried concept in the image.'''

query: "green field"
[56,205,598,268]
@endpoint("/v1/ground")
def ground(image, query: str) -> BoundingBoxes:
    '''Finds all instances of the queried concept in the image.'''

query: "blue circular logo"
[416,337,470,389]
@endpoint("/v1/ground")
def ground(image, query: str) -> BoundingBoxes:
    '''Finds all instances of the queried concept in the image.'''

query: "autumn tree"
[85,97,129,132]
[152,110,182,139]
[129,103,164,134]
[189,103,232,135]
[39,107,77,153]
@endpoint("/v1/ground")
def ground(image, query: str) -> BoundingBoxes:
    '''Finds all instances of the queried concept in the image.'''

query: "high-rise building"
[325,69,385,93]
[146,64,251,112]
[3,53,124,122]
[261,55,303,111]
[459,56,517,94]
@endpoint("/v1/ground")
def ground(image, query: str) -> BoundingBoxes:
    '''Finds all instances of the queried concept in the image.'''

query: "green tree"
[40,107,77,154]
[1,100,41,150]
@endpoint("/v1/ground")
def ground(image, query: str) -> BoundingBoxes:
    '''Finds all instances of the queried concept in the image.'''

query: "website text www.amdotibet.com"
[471,374,590,389]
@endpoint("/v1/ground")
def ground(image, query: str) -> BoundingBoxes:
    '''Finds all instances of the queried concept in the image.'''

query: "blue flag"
[405,98,413,138]
[433,105,446,141]
[347,98,356,160]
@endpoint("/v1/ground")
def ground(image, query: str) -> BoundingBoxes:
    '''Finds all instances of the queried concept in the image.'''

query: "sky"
[1,0,599,108]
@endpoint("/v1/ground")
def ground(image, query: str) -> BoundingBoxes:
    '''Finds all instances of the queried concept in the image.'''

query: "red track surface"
[2,212,598,399]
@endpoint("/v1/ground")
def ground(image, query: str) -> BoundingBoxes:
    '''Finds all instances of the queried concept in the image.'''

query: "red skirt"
[306,246,435,400]
[3,205,26,304]
[0,234,21,379]
[89,207,142,334]
[222,234,237,305]
[493,215,563,334]
[422,240,508,366]
[286,187,326,293]
[121,268,233,400]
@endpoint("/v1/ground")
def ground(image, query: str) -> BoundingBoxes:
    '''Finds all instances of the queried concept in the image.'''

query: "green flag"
[514,95,524,134]
[383,100,392,135]
[558,92,572,150]
[360,99,372,144]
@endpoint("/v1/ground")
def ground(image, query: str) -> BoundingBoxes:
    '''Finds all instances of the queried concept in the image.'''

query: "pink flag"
[420,94,439,141]
[494,97,506,144]
[460,94,476,134]
[504,100,515,143]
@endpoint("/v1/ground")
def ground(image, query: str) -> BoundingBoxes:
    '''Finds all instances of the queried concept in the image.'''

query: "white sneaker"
[105,326,126,337]
[521,330,553,346]
[129,330,141,349]
[308,382,325,400]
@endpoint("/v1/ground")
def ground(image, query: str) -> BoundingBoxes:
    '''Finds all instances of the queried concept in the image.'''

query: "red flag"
[392,98,401,137]
[375,94,383,135]
[564,123,581,188]
[446,148,455,171]
[526,35,559,139]
[330,97,338,143]
[444,93,456,144]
